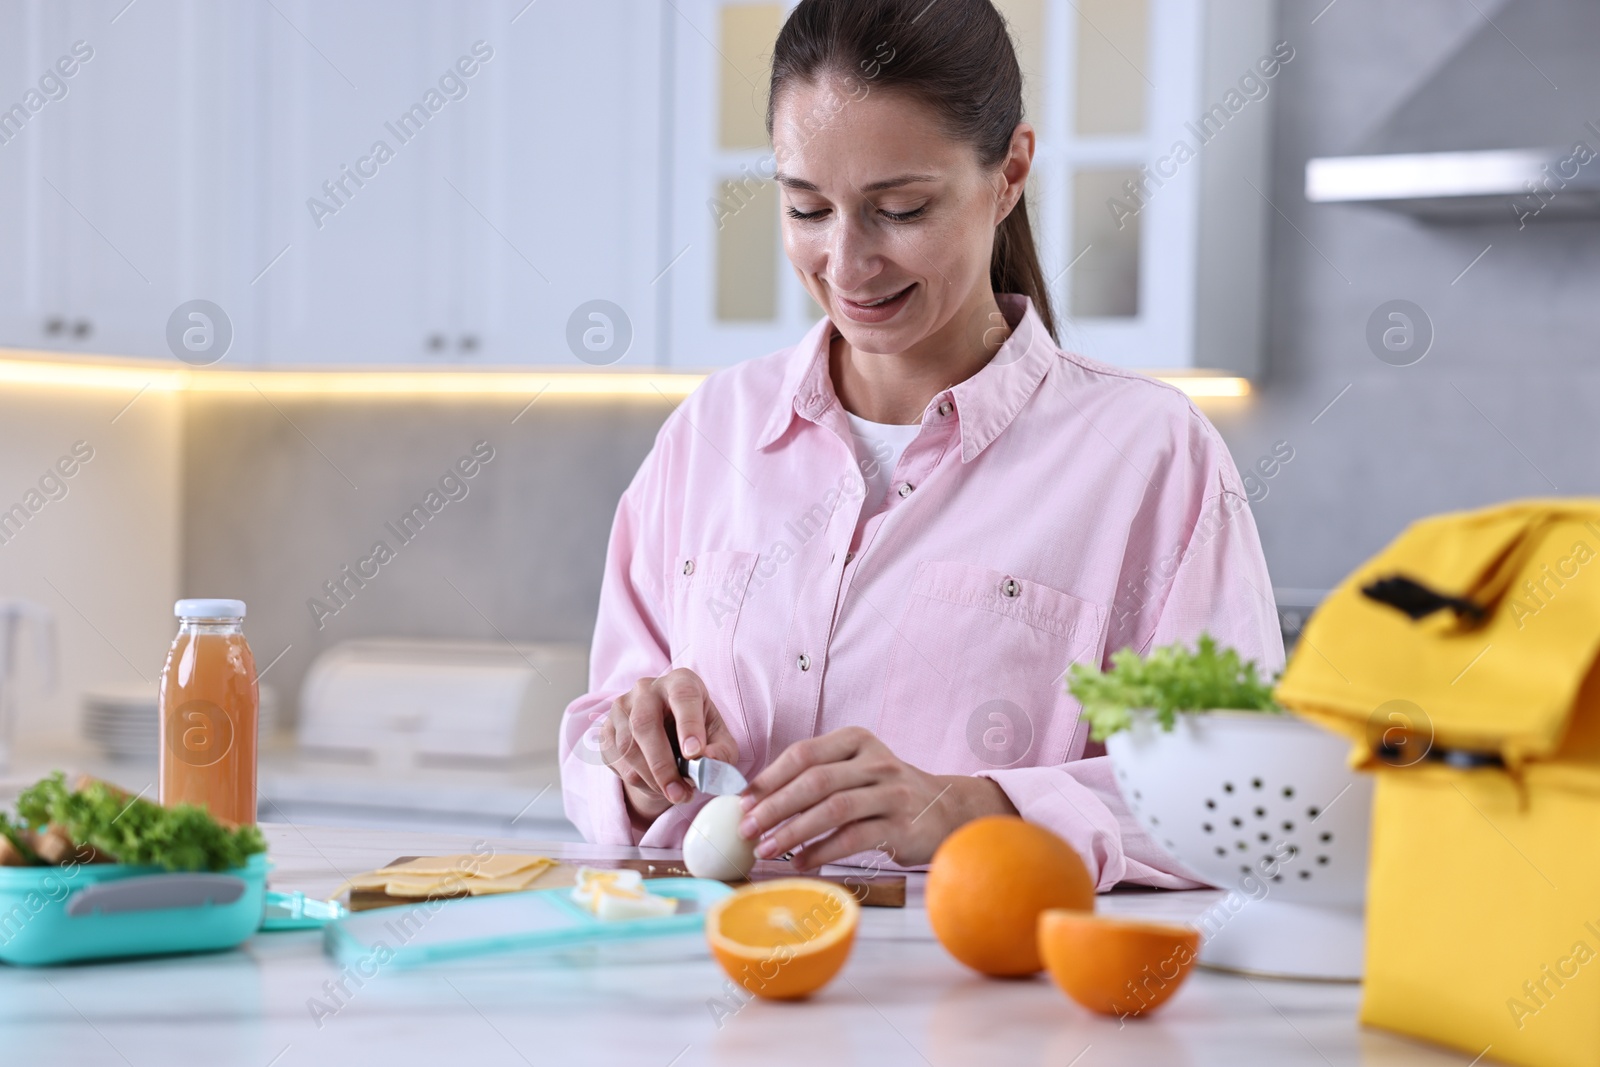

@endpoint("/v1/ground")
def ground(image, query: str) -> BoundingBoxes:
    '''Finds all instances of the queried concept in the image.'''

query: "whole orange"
[925,816,1094,976]
[705,878,860,1000]
[1038,910,1200,1017]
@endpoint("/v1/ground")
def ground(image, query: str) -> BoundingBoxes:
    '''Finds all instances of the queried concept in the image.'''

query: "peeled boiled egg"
[684,794,757,882]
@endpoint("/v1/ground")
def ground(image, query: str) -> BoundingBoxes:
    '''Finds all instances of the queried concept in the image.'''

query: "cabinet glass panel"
[1074,0,1149,137]
[993,0,1044,127]
[719,4,783,150]
[715,178,777,321]
[1070,167,1139,318]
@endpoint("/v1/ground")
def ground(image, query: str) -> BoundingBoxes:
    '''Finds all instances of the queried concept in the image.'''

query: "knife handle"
[663,711,689,780]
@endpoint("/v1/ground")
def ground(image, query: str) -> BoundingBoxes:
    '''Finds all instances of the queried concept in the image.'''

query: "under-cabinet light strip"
[0,352,1250,400]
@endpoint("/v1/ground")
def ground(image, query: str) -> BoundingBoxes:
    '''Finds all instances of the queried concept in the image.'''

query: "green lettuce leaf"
[1066,632,1281,741]
[14,772,266,872]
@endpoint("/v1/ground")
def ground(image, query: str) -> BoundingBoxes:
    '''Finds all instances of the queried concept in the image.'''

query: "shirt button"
[897,482,914,498]
[1000,577,1022,598]
[797,653,812,671]
[682,559,694,576]
[937,401,953,417]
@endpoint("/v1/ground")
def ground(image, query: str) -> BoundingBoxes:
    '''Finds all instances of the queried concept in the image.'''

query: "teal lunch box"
[0,853,269,966]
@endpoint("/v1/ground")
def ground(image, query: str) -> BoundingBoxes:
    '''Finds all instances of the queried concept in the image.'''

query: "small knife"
[665,713,748,796]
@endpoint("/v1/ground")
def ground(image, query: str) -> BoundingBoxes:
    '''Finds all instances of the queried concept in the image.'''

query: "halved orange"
[705,878,860,1000]
[1038,910,1200,1018]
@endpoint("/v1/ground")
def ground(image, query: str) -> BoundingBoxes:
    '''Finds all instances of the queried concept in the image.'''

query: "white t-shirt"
[844,410,921,538]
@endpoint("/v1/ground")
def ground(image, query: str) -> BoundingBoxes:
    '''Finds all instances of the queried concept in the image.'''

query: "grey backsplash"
[181,395,672,720]
[183,0,1600,724]
[1220,0,1600,597]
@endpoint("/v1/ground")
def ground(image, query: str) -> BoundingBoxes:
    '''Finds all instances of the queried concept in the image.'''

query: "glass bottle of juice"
[158,599,258,826]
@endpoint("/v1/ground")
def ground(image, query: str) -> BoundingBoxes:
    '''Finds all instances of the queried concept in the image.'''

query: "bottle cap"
[174,598,246,619]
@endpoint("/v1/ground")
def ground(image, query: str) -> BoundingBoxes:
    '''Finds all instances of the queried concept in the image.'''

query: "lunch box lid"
[1274,498,1600,774]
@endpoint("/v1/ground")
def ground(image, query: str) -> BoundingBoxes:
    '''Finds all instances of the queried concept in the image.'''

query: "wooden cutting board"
[346,855,906,912]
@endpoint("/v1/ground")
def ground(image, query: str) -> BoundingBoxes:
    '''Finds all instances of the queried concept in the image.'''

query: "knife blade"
[683,755,747,796]
[665,712,748,796]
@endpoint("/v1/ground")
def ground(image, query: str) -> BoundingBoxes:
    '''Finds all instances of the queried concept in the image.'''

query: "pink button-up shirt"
[559,292,1285,890]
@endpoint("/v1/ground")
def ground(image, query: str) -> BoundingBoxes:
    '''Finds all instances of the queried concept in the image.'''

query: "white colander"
[1104,710,1375,980]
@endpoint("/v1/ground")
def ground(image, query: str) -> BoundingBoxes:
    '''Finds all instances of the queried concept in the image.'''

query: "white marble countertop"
[0,823,1475,1067]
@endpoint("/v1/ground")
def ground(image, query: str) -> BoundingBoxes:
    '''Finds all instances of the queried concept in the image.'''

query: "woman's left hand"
[736,726,1017,870]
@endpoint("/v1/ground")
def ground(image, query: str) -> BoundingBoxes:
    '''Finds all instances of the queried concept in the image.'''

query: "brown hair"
[766,0,1058,343]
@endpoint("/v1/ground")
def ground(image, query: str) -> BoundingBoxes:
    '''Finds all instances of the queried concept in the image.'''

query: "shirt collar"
[755,292,1055,463]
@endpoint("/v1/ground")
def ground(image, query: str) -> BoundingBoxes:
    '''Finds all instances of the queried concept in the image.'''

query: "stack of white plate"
[82,684,279,763]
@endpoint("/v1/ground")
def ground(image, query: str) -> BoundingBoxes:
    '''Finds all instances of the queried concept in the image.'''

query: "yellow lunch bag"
[1273,498,1600,1067]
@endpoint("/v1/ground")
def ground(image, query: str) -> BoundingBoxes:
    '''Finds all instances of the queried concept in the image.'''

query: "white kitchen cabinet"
[660,0,816,370]
[254,0,464,366]
[458,0,665,368]
[663,0,1275,376]
[254,0,663,367]
[0,1,265,362]
[1046,0,1278,376]
[1,1,1273,374]
[0,3,52,350]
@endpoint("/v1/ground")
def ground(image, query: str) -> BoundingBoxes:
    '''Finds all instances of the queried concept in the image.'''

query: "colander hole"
[1133,790,1142,800]
[1236,841,1248,851]
[1253,807,1266,818]
[1271,874,1282,883]
[1251,778,1263,789]
[1205,798,1216,809]
[1299,870,1311,880]
[1286,844,1299,858]
[1282,786,1295,798]
[1223,782,1235,793]
[1202,822,1213,833]
[1317,855,1329,865]
[1231,817,1243,828]
[1216,847,1227,857]
[1307,806,1321,818]
[1239,865,1250,874]
[1163,839,1175,849]
[1257,832,1270,843]
[1281,821,1294,832]
[1319,832,1333,843]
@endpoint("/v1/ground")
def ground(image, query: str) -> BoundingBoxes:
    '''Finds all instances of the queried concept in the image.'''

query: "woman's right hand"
[599,668,741,822]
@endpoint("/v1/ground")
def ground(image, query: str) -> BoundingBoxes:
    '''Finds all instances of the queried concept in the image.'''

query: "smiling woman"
[558,0,1283,890]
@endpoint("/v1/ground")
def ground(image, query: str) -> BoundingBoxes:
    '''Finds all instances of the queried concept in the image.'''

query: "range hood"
[1305,0,1600,222]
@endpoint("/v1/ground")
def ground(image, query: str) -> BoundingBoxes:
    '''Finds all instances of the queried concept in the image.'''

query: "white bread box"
[296,639,588,769]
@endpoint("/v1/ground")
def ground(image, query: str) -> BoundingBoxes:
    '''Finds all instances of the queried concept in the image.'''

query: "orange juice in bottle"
[158,599,258,826]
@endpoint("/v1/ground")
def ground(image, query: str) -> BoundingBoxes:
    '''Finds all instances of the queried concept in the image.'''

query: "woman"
[559,0,1283,889]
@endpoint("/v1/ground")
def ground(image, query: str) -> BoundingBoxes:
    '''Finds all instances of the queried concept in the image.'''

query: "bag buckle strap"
[1360,574,1487,624]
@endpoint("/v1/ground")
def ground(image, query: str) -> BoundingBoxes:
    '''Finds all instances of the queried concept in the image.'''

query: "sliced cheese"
[378,854,485,876]
[464,854,556,880]
[464,861,557,895]
[328,854,558,901]
[384,875,467,898]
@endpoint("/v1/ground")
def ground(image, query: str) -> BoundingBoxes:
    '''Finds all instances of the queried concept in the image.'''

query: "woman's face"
[771,76,1032,356]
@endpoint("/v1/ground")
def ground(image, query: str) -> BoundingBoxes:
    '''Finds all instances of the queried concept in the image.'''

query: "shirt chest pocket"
[667,549,759,746]
[874,560,1105,773]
